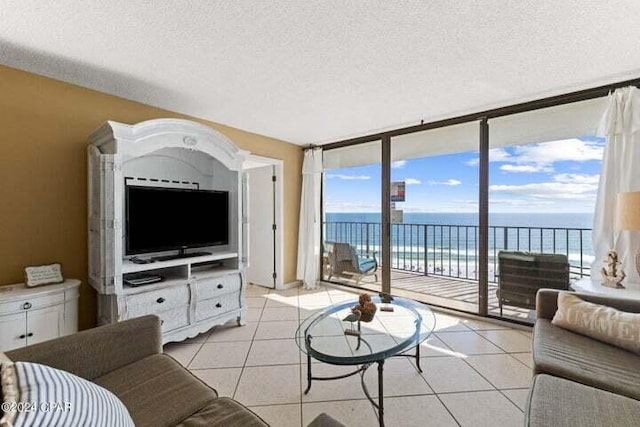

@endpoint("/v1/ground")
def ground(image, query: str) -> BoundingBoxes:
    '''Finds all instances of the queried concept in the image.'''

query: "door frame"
[243,154,285,289]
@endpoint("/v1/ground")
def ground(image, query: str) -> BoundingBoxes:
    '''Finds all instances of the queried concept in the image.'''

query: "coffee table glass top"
[296,296,436,365]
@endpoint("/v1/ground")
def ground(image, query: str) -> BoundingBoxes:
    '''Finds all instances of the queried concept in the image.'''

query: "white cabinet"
[0,279,80,351]
[26,305,64,346]
[0,313,27,351]
[88,119,249,344]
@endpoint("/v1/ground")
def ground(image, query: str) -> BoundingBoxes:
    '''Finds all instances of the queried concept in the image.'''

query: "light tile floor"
[164,284,533,427]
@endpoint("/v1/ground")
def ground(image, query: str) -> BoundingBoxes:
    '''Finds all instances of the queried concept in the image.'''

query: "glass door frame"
[321,126,489,316]
[319,76,639,324]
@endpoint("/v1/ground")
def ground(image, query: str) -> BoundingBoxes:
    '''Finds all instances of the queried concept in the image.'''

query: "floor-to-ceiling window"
[387,122,481,313]
[322,141,382,288]
[487,98,606,323]
[320,85,623,324]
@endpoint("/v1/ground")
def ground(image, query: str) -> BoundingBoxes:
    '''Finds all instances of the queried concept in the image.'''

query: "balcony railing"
[323,221,592,282]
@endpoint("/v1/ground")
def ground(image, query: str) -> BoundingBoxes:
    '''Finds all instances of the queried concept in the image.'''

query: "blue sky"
[325,136,605,214]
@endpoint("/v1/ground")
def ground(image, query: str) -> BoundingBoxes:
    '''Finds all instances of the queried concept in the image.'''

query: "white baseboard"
[278,280,302,290]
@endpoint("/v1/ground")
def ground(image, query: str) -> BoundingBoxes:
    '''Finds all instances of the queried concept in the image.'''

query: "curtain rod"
[317,77,640,151]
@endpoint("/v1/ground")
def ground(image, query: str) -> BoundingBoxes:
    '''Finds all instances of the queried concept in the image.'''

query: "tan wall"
[0,65,302,330]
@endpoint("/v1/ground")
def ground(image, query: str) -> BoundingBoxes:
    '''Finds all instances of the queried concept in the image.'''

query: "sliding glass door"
[322,141,382,290]
[388,122,482,313]
[487,98,607,323]
[320,94,609,324]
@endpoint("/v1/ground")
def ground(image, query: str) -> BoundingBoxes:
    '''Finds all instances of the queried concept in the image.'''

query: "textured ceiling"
[2,1,640,145]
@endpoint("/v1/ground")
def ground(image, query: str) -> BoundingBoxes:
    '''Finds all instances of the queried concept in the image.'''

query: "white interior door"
[246,165,276,288]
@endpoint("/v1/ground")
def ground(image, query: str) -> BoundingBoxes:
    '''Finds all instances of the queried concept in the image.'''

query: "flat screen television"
[125,185,229,255]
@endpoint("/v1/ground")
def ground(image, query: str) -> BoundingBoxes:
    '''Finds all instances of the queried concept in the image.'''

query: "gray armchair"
[325,241,378,284]
[496,251,569,315]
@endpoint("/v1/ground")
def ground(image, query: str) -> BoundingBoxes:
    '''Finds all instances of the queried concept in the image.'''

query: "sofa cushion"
[533,319,640,400]
[552,292,640,354]
[175,397,268,427]
[526,374,640,427]
[94,354,217,427]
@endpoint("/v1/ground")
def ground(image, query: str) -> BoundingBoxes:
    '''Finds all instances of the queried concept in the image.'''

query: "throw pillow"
[0,359,134,427]
[0,353,18,427]
[552,292,640,355]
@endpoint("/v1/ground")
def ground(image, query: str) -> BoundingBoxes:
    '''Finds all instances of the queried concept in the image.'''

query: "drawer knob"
[23,302,32,310]
[216,302,222,308]
[161,320,165,326]
[157,297,165,304]
[27,332,33,337]
[217,283,224,289]
[19,334,26,339]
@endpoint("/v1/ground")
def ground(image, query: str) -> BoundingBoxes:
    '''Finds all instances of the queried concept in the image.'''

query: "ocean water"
[324,212,593,280]
[326,212,593,229]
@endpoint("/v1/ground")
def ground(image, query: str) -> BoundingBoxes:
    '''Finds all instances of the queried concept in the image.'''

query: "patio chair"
[496,251,569,316]
[325,241,378,285]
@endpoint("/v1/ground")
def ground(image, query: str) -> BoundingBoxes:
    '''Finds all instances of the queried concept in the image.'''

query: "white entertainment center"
[88,118,249,344]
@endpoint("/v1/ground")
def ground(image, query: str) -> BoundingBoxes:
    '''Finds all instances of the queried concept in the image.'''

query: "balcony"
[323,221,592,322]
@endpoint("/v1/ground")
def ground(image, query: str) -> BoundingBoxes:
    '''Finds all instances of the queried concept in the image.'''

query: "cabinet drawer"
[125,286,190,318]
[0,293,65,316]
[158,305,190,333]
[193,273,241,300]
[195,293,241,322]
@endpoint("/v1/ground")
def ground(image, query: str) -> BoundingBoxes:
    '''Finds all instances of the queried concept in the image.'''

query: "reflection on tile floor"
[164,283,532,427]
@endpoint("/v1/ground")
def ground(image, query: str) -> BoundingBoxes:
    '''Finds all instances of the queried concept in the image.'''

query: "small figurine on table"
[601,250,626,289]
[343,309,362,336]
[343,294,377,346]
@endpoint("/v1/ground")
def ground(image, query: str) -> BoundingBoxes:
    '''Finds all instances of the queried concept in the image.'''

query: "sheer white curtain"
[297,148,323,289]
[592,86,640,282]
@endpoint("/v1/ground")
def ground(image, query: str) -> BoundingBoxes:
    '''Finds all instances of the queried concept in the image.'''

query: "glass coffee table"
[295,295,436,427]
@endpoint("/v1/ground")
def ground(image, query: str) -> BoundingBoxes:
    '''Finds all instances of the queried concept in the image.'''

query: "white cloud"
[452,199,479,206]
[429,179,462,186]
[404,178,421,185]
[500,164,553,173]
[465,148,512,166]
[489,181,598,201]
[324,201,380,213]
[553,173,600,184]
[391,160,407,168]
[466,139,604,172]
[489,198,555,207]
[511,139,603,165]
[399,201,478,213]
[326,174,371,180]
[489,148,513,162]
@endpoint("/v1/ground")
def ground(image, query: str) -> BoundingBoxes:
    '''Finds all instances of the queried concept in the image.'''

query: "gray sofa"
[526,289,640,426]
[6,315,343,427]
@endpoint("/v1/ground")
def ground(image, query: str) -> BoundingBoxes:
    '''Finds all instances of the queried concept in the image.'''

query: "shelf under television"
[121,276,186,295]
[122,251,239,274]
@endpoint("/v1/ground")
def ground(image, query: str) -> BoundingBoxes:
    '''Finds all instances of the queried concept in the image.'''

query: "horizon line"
[325,211,594,214]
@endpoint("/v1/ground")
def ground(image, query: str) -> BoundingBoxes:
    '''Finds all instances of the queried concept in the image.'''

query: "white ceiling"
[2,1,640,145]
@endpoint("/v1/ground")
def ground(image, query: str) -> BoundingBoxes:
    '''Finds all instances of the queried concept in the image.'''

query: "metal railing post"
[503,227,508,250]
[423,225,428,276]
[366,223,370,255]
